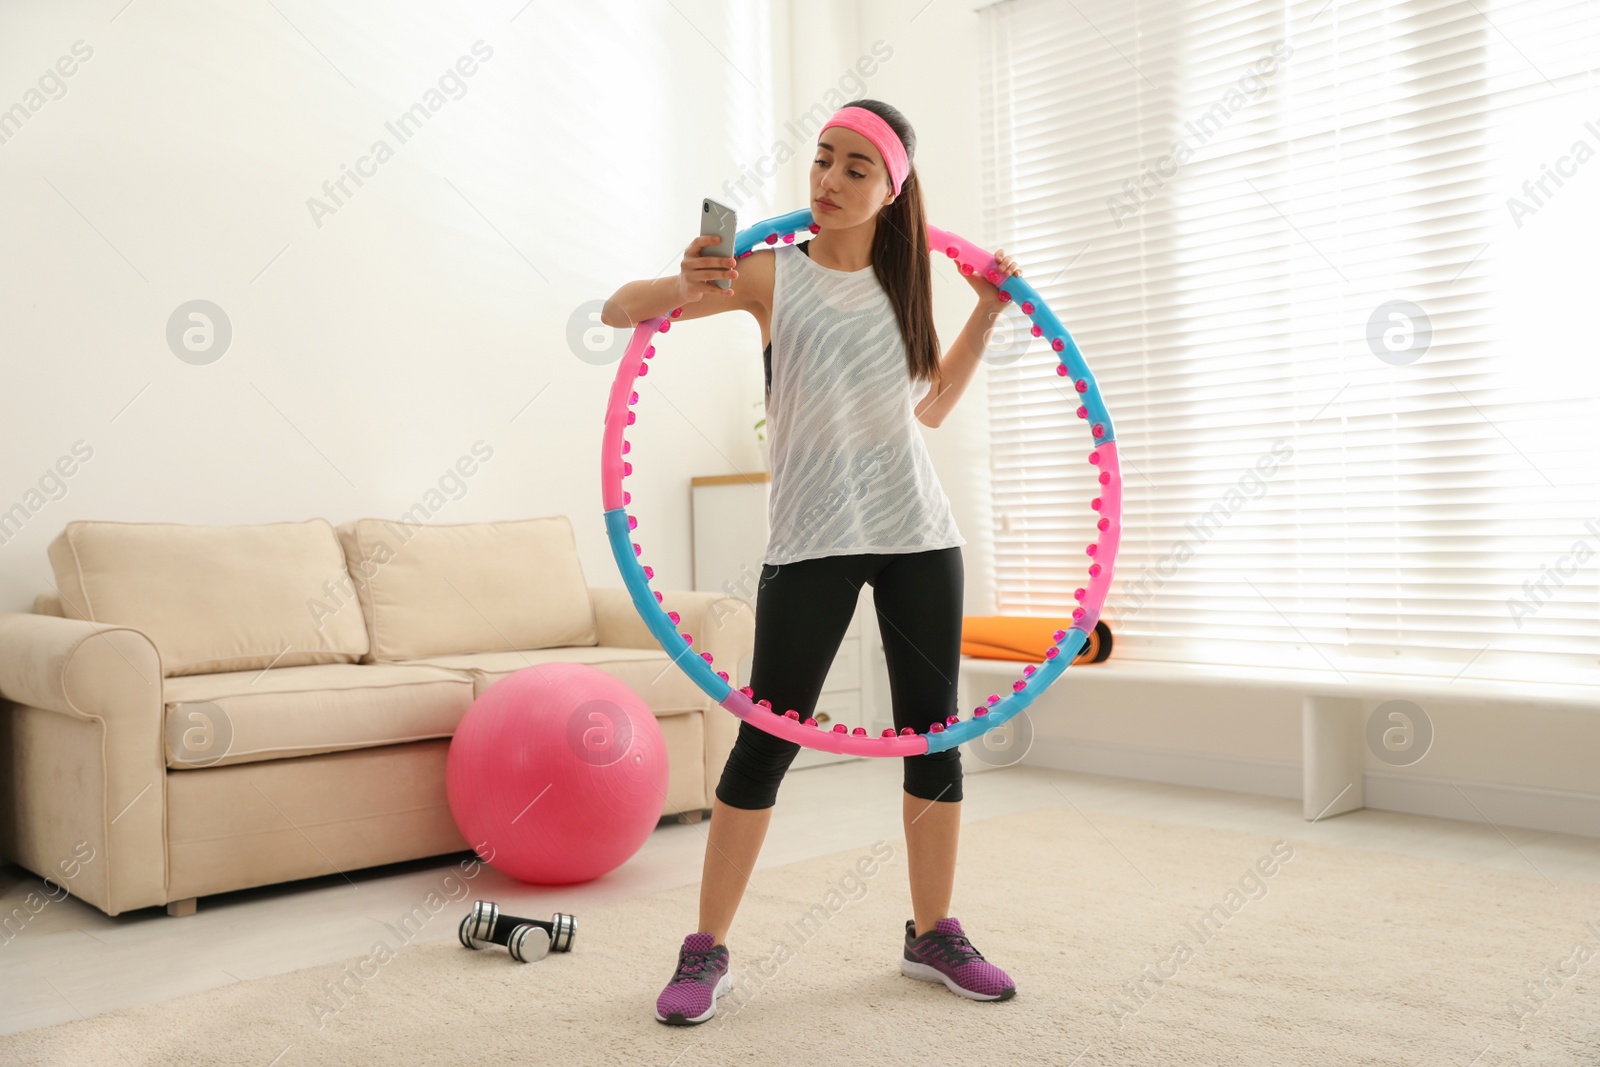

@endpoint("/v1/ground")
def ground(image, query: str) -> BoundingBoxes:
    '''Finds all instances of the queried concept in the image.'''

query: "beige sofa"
[0,516,754,918]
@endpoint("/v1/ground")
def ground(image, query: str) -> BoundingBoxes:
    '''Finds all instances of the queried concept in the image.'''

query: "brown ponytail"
[852,99,941,388]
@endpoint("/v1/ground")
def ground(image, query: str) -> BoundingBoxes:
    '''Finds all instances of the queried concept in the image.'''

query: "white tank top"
[762,240,965,565]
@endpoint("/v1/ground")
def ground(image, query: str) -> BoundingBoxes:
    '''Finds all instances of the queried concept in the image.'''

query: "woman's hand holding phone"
[677,234,739,303]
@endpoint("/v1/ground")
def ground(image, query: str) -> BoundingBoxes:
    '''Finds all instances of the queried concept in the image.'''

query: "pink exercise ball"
[446,662,668,885]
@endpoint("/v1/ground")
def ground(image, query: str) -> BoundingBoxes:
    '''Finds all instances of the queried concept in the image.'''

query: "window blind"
[977,0,1600,686]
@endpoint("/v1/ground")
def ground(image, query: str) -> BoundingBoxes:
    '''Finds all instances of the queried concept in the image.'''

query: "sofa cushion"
[395,646,708,713]
[162,662,474,769]
[47,520,370,678]
[334,517,598,662]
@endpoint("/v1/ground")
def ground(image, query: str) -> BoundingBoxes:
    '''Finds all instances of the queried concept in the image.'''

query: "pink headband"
[820,105,910,200]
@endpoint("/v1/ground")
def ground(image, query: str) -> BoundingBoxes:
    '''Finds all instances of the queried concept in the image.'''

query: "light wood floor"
[4,760,1598,1037]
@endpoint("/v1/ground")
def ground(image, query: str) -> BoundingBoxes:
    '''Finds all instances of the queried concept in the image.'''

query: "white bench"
[960,656,1599,823]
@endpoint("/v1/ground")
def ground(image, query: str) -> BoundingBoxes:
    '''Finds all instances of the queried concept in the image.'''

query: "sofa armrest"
[589,587,755,806]
[0,612,168,916]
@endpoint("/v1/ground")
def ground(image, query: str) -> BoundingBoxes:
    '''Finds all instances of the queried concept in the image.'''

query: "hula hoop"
[600,208,1121,758]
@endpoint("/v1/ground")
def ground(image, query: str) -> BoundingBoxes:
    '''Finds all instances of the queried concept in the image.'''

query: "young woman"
[601,99,1023,1026]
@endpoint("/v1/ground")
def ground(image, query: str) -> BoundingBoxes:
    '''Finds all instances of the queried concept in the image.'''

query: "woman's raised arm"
[601,234,741,329]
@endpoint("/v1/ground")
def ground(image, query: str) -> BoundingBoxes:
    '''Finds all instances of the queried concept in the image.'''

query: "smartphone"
[701,198,737,290]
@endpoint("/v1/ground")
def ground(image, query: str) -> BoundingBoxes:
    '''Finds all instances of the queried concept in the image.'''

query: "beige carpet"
[5,806,1598,1066]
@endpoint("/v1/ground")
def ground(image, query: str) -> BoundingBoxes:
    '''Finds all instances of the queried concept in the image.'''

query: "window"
[978,0,1600,685]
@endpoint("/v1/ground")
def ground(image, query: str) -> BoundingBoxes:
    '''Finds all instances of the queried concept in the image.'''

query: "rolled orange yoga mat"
[960,616,1113,665]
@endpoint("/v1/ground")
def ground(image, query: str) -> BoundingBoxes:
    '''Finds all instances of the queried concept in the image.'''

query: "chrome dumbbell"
[457,900,577,962]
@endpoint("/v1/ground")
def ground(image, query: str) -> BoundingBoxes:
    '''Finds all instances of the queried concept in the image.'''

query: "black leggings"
[714,546,964,810]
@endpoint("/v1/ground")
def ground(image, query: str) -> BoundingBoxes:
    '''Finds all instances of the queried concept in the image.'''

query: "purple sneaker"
[655,932,732,1025]
[902,917,1016,1001]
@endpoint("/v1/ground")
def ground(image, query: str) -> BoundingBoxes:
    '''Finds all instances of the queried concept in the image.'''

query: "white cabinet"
[690,472,879,770]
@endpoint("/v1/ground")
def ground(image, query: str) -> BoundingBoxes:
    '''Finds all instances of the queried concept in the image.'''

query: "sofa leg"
[166,897,197,917]
[673,809,705,825]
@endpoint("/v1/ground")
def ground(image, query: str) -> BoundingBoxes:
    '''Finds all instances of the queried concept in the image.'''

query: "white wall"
[0,0,1000,616]
[0,0,811,607]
